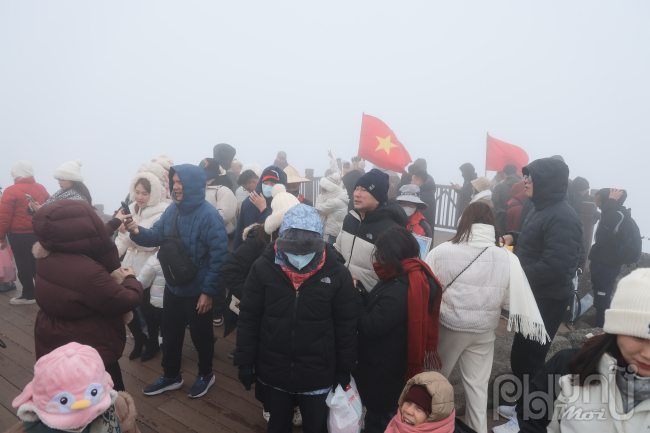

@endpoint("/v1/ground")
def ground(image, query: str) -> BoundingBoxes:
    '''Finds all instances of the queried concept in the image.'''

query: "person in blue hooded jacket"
[233,166,288,250]
[124,164,230,399]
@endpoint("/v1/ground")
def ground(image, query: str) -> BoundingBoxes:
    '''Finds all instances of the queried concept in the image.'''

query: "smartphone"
[25,194,36,203]
[120,201,133,224]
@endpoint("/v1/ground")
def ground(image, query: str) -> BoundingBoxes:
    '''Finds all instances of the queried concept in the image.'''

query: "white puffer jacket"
[427,227,510,333]
[137,254,165,308]
[315,177,349,237]
[205,184,237,234]
[116,172,168,275]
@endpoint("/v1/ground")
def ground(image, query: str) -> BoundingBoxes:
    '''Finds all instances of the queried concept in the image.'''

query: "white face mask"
[402,206,416,217]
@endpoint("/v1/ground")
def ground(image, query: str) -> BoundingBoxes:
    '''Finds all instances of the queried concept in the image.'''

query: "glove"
[238,365,256,391]
[334,372,351,390]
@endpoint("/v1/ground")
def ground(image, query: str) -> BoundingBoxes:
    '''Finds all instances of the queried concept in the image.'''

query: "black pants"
[212,288,227,320]
[105,361,125,391]
[264,385,328,433]
[7,233,37,299]
[365,408,397,433]
[591,261,621,328]
[141,287,162,348]
[161,286,214,377]
[511,296,571,406]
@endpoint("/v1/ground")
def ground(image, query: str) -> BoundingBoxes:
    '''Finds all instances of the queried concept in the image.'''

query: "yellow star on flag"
[375,135,398,155]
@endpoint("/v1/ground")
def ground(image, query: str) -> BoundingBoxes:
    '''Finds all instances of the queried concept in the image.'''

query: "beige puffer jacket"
[398,372,455,423]
[205,184,237,234]
[116,172,168,275]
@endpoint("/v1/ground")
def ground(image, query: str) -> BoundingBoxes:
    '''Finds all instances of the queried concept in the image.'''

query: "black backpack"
[493,202,522,235]
[158,209,207,286]
[614,209,642,265]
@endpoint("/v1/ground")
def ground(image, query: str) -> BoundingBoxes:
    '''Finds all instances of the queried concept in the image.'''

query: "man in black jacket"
[235,204,357,433]
[589,188,629,327]
[498,157,585,432]
[452,163,477,223]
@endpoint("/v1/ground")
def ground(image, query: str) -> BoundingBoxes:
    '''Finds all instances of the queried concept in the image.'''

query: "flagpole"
[485,133,488,176]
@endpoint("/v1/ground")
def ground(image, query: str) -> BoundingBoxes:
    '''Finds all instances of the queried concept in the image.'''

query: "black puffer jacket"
[234,243,358,393]
[510,158,585,300]
[222,224,267,337]
[354,273,440,411]
[456,163,477,222]
[418,175,437,228]
[589,192,630,268]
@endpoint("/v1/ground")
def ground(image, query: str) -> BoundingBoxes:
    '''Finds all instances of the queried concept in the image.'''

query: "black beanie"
[355,168,389,203]
[213,143,236,170]
[572,176,590,192]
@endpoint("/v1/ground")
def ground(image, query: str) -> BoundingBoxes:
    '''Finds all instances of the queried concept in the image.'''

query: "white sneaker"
[497,405,517,420]
[492,416,519,432]
[292,407,302,426]
[10,296,36,305]
[262,410,270,422]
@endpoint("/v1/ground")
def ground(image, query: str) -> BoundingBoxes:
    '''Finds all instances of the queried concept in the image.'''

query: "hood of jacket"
[359,198,409,226]
[129,171,165,208]
[459,163,477,181]
[597,188,628,207]
[523,158,569,211]
[32,199,121,273]
[510,181,526,204]
[169,164,208,215]
[255,165,288,194]
[11,160,34,181]
[413,158,427,171]
[398,372,455,423]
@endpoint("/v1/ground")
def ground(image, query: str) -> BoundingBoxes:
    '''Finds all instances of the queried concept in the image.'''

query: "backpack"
[493,202,522,235]
[157,209,207,286]
[614,209,642,265]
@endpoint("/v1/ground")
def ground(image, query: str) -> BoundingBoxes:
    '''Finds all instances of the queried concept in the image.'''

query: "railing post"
[305,168,315,204]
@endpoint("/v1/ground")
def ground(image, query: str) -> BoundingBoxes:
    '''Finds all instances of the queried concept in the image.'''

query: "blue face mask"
[262,184,274,198]
[285,252,316,270]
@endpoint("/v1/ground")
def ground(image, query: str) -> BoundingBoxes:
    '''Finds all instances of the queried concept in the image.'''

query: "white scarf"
[470,189,492,203]
[461,224,550,343]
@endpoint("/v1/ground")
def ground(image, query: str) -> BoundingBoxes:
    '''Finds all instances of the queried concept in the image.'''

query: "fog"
[1,1,648,251]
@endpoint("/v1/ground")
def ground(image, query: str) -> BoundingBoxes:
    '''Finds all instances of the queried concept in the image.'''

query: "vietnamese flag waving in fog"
[485,134,529,174]
[358,114,412,174]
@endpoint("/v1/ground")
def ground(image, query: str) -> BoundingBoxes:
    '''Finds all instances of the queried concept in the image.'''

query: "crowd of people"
[0,145,644,433]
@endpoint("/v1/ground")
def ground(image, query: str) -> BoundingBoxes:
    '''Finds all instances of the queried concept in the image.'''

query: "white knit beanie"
[53,159,84,182]
[604,268,650,339]
[264,184,300,235]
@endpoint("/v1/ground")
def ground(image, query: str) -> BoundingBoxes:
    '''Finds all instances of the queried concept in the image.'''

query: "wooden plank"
[0,352,34,391]
[197,393,267,433]
[0,402,19,432]
[0,375,22,414]
[0,316,36,354]
[157,399,234,433]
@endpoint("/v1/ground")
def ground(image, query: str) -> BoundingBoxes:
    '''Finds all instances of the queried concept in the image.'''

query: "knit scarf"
[407,212,426,236]
[279,248,327,290]
[374,259,443,380]
[384,409,456,433]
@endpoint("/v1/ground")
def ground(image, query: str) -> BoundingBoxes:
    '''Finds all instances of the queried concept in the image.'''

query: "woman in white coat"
[115,171,168,362]
[315,175,349,244]
[425,202,548,433]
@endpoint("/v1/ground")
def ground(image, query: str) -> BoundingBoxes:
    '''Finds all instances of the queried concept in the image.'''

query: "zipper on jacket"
[290,288,300,388]
[346,220,364,270]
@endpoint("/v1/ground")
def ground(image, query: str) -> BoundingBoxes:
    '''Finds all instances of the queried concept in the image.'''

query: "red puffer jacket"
[0,177,49,238]
[32,200,143,365]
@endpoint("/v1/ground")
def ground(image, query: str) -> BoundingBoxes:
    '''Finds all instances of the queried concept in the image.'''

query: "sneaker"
[292,407,302,426]
[143,373,183,396]
[188,373,215,398]
[228,349,235,359]
[492,416,519,432]
[262,410,270,422]
[10,296,36,305]
[213,317,224,327]
[497,405,516,420]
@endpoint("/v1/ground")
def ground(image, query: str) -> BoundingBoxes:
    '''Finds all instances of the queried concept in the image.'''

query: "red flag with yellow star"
[358,114,412,174]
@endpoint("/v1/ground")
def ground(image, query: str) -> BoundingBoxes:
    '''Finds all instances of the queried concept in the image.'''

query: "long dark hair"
[373,226,421,273]
[569,333,624,386]
[450,201,501,245]
[71,181,93,207]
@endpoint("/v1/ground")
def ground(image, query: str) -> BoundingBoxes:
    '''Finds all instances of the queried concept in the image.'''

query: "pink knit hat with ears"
[12,343,116,430]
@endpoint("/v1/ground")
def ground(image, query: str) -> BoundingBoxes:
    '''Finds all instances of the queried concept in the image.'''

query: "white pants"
[436,326,495,433]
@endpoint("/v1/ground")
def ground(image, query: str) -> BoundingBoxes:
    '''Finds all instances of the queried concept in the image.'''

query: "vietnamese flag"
[358,114,412,174]
[486,134,529,174]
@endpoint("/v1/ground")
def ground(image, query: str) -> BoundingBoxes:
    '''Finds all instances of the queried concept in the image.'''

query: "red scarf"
[374,258,443,381]
[279,248,327,290]
[407,211,426,236]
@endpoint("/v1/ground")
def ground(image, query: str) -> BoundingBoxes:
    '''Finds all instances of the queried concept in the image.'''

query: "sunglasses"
[523,174,532,183]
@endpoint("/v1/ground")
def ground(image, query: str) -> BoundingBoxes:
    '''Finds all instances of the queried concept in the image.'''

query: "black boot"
[129,334,147,360]
[140,340,160,362]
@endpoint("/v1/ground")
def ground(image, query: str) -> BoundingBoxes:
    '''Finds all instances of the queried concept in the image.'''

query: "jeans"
[161,286,214,377]
[264,385,328,433]
[591,261,621,328]
[6,232,37,299]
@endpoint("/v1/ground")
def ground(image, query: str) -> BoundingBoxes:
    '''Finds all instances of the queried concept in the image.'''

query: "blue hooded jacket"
[233,165,288,250]
[130,164,230,297]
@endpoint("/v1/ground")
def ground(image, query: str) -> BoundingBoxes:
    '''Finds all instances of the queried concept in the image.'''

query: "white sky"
[1,1,648,250]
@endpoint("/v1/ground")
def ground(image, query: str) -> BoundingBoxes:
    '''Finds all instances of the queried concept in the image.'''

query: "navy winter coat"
[233,165,288,250]
[510,158,585,300]
[130,164,230,297]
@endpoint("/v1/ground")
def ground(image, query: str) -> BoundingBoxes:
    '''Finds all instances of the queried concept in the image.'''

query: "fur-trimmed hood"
[129,171,165,207]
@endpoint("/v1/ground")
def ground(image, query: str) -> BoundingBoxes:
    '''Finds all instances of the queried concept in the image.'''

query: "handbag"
[158,209,207,286]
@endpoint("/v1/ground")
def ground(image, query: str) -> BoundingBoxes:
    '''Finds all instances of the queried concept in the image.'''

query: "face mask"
[262,184,274,198]
[402,206,416,217]
[286,252,316,270]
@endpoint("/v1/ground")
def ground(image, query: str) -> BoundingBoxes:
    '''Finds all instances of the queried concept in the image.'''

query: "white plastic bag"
[326,376,363,433]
